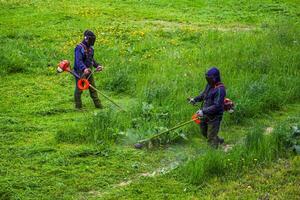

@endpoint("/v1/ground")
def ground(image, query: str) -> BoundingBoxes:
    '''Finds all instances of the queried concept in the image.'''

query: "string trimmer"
[57,60,125,111]
[133,97,235,149]
[134,113,201,149]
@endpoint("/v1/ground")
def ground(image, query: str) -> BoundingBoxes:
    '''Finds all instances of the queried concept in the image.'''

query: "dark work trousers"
[74,74,102,109]
[200,115,223,148]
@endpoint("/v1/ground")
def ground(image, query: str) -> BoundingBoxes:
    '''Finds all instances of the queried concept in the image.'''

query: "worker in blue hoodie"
[74,30,103,109]
[188,67,226,148]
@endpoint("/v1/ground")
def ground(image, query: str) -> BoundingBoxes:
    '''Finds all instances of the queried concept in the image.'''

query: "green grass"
[1,0,300,199]
[100,108,300,199]
[182,122,296,186]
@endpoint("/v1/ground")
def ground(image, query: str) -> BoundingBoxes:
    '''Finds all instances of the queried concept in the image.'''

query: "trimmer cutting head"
[134,143,144,149]
[133,114,201,150]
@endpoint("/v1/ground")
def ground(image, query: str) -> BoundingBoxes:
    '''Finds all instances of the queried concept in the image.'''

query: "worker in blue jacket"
[74,30,103,109]
[189,67,226,148]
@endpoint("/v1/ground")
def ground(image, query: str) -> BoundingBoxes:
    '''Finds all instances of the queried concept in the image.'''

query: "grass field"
[0,0,300,199]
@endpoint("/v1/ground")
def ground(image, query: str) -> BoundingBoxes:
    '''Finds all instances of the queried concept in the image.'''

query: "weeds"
[55,102,190,146]
[56,109,128,145]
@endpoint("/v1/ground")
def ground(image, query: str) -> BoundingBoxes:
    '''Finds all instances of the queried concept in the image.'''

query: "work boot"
[75,107,85,111]
[75,99,83,109]
[209,142,219,149]
[94,102,103,109]
[75,105,82,109]
[75,103,83,110]
[218,137,224,145]
[208,137,219,149]
[75,100,83,110]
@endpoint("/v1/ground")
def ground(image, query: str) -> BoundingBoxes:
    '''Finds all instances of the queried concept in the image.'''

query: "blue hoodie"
[74,40,100,73]
[194,67,226,116]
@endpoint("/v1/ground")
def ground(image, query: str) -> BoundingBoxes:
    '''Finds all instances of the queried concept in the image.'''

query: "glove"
[83,68,91,75]
[196,109,203,117]
[96,65,103,72]
[187,97,196,105]
[228,109,234,114]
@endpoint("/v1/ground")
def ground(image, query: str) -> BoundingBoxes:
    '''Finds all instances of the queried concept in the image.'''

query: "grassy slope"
[1,73,299,199]
[0,0,300,199]
[101,104,300,200]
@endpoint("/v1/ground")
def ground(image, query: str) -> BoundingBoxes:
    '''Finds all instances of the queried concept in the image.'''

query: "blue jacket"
[194,68,226,116]
[74,41,99,73]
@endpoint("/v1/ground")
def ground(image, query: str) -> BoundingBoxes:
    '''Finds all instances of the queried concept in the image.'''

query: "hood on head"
[205,67,221,85]
[83,30,96,47]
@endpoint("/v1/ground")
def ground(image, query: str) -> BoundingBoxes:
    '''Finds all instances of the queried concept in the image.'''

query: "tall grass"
[55,109,128,145]
[182,123,293,185]
[55,102,190,145]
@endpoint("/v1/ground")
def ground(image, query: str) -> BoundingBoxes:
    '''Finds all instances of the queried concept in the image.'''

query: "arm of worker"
[91,49,103,71]
[202,87,226,115]
[93,58,102,68]
[91,47,103,71]
[93,59,103,71]
[92,58,100,68]
[193,84,210,103]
